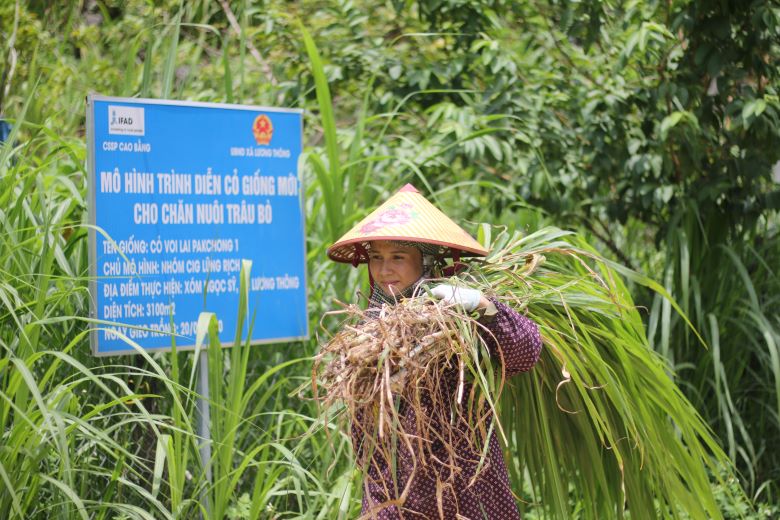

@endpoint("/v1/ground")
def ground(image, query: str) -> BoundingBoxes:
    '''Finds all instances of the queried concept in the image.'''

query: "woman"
[327,184,542,519]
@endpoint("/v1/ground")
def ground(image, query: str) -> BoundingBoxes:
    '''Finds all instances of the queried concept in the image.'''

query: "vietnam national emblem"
[252,114,273,145]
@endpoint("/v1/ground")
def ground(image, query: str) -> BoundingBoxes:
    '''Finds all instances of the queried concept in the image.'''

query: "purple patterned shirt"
[357,299,543,519]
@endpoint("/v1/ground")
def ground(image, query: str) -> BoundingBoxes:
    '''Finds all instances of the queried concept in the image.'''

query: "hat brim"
[327,236,488,264]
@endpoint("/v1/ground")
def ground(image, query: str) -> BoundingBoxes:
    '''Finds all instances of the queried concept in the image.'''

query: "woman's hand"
[430,284,488,312]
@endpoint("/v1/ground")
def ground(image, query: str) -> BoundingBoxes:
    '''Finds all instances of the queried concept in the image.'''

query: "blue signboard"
[86,96,308,355]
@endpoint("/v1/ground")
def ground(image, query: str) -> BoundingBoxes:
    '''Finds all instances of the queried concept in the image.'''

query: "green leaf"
[742,99,767,127]
[161,9,183,99]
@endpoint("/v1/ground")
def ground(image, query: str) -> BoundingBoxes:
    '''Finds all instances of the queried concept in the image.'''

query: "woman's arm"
[478,298,542,377]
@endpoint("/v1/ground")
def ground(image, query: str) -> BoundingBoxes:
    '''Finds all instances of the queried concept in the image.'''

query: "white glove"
[430,284,482,312]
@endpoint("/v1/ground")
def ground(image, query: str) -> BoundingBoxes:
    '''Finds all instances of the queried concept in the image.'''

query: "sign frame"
[86,94,309,356]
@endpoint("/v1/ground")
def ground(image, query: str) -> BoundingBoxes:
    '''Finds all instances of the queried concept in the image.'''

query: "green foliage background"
[0,0,778,517]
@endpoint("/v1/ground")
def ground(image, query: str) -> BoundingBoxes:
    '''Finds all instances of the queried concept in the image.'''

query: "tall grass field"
[1,1,778,518]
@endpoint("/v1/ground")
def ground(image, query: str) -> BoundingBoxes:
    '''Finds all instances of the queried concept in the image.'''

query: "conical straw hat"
[327,184,489,264]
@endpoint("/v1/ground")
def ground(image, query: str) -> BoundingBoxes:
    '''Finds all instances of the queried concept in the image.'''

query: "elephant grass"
[473,225,738,519]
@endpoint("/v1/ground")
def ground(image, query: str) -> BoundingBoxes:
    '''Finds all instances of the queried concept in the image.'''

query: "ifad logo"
[252,114,273,145]
[108,105,145,136]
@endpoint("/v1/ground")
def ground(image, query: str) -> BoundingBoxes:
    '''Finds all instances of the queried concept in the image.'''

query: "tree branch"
[218,0,277,87]
[583,218,637,271]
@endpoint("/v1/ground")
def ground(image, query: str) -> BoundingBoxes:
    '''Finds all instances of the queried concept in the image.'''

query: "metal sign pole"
[196,348,212,518]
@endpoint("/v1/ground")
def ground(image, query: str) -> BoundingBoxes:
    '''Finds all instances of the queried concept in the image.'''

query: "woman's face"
[368,241,423,296]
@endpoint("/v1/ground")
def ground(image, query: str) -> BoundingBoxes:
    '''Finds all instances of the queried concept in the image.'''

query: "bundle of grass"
[315,225,743,519]
[314,292,505,488]
[474,225,739,519]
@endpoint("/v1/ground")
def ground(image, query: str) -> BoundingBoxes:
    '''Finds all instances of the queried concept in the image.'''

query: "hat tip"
[399,183,419,193]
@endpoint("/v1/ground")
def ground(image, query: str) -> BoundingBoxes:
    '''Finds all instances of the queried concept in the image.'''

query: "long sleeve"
[479,298,542,377]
